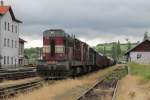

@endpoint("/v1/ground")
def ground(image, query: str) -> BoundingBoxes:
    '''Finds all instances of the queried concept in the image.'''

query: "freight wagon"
[37,29,115,79]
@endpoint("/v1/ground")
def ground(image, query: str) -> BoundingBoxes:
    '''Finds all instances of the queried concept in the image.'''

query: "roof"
[0,6,22,23]
[19,38,27,43]
[125,39,150,55]
[43,29,68,37]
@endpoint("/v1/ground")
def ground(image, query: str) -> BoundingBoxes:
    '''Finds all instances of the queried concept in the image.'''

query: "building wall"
[19,42,24,57]
[129,52,150,64]
[0,11,20,68]
[19,42,26,66]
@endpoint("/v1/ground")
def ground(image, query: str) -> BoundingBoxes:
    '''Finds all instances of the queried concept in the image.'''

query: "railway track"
[0,67,37,81]
[76,67,127,100]
[0,77,44,99]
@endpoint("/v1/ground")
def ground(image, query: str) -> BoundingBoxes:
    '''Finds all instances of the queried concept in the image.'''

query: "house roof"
[0,6,22,23]
[19,38,27,43]
[125,39,150,55]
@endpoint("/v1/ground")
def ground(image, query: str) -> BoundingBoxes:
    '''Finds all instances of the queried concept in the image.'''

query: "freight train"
[37,29,116,78]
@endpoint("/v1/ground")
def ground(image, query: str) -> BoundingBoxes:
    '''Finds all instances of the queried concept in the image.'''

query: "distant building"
[125,39,150,64]
[19,38,26,66]
[0,2,22,68]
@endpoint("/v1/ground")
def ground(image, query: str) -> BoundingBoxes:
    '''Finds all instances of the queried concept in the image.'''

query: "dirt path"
[116,75,150,100]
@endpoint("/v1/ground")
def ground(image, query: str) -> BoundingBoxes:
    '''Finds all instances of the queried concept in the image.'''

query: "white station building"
[125,39,150,64]
[0,2,23,68]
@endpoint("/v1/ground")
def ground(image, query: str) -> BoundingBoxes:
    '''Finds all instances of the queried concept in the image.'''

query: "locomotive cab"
[37,29,71,78]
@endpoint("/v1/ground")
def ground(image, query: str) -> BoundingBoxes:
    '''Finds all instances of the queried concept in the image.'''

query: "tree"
[117,40,121,60]
[143,32,149,41]
[111,42,117,61]
[126,38,131,51]
[103,46,106,55]
[96,46,103,54]
[127,42,131,51]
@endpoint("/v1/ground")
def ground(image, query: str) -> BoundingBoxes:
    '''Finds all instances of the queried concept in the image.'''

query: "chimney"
[1,0,4,6]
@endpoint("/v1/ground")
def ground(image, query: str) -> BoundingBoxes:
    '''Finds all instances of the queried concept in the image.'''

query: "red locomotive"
[37,29,115,78]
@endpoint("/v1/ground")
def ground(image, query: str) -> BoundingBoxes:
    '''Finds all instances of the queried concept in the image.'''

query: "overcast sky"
[4,0,150,48]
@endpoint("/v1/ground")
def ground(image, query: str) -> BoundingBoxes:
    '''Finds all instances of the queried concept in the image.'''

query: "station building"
[125,39,150,64]
[0,1,25,68]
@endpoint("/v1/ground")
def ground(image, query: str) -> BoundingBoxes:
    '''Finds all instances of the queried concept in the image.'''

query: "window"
[55,46,64,53]
[137,54,142,59]
[4,22,7,30]
[12,25,13,32]
[15,26,17,33]
[11,57,13,64]
[7,39,9,47]
[3,56,6,64]
[12,40,13,48]
[7,56,9,64]
[4,38,6,47]
[43,46,50,53]
[8,23,10,31]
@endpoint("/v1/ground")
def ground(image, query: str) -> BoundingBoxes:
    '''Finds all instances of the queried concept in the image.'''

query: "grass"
[116,75,150,100]
[116,63,150,100]
[128,62,150,80]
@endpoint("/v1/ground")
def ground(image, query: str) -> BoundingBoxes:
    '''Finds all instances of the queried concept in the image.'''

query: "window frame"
[4,22,7,30]
[12,40,13,48]
[7,56,9,64]
[3,56,6,64]
[11,57,13,64]
[8,23,10,31]
[7,39,9,47]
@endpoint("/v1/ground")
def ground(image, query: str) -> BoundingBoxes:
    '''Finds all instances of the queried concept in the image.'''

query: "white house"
[0,2,22,68]
[125,39,150,64]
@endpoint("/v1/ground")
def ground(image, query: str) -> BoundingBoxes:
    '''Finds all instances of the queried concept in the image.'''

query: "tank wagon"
[37,29,115,78]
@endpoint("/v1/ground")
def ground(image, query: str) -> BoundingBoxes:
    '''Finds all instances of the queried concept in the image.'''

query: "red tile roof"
[0,5,22,23]
[0,6,9,14]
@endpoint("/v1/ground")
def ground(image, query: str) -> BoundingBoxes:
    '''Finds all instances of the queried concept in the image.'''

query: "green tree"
[111,42,117,61]
[103,46,106,55]
[127,42,131,51]
[117,40,121,60]
[126,38,131,51]
[96,46,103,53]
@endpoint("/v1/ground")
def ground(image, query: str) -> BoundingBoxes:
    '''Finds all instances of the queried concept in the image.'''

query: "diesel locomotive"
[37,29,115,78]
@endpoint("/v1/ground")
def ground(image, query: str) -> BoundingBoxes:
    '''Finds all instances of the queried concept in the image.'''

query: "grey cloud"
[5,0,150,46]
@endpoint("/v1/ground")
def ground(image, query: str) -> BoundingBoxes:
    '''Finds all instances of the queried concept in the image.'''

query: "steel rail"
[0,78,43,99]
